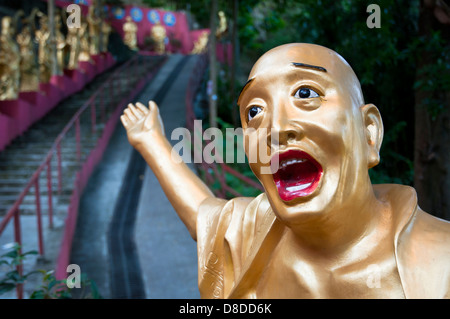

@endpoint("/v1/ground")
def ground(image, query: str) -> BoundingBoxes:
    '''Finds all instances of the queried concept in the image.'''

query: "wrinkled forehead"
[240,43,364,106]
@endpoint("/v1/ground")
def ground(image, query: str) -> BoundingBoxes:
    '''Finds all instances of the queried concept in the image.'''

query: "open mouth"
[271,149,323,202]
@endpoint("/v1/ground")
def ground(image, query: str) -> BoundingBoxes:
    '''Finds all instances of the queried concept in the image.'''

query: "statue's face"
[238,43,377,225]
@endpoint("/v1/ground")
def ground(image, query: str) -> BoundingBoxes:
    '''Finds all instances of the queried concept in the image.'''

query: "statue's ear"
[361,104,384,168]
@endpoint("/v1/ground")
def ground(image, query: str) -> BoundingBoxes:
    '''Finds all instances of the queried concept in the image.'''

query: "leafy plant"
[29,270,72,299]
[0,242,102,299]
[30,271,102,299]
[0,243,38,296]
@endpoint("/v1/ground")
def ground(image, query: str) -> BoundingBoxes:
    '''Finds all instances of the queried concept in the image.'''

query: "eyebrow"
[238,62,328,104]
[237,77,254,105]
[292,62,327,73]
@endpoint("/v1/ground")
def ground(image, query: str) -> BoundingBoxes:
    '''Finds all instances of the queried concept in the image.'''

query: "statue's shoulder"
[376,184,450,298]
[198,193,266,217]
[197,194,265,239]
[197,194,268,298]
[402,205,450,256]
[376,183,450,247]
[374,183,450,239]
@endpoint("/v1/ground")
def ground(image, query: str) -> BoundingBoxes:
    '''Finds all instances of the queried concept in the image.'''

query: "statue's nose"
[267,101,304,148]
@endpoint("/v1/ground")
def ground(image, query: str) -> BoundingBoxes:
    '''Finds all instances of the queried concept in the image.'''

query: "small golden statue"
[191,31,209,55]
[123,16,138,50]
[16,24,39,92]
[54,13,66,74]
[0,16,21,100]
[35,14,52,83]
[87,4,101,55]
[78,17,92,62]
[216,11,227,40]
[150,21,166,55]
[121,43,450,298]
[101,21,111,53]
[66,26,81,70]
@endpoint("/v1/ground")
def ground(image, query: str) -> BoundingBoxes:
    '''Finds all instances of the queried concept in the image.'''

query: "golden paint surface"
[122,44,450,298]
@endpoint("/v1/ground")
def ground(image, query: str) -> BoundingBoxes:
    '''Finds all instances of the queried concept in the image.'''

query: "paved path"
[71,54,200,299]
[134,55,200,299]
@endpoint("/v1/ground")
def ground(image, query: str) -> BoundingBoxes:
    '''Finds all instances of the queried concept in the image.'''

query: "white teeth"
[280,158,307,169]
[286,182,312,192]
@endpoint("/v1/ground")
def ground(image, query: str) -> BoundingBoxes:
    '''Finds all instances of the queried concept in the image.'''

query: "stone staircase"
[0,55,166,219]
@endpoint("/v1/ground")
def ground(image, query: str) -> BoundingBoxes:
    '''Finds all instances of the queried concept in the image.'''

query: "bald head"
[237,43,384,222]
[239,43,365,108]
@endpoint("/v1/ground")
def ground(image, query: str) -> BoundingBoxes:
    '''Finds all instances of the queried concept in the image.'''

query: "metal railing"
[0,53,166,298]
[185,54,264,199]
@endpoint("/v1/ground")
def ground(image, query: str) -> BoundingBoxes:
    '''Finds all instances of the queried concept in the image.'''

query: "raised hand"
[120,100,165,149]
[120,100,214,241]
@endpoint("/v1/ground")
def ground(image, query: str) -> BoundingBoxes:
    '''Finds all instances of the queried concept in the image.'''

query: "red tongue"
[277,161,318,187]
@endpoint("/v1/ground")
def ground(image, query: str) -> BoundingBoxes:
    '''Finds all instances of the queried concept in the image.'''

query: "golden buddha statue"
[66,25,81,70]
[123,16,138,50]
[0,16,21,100]
[87,4,101,55]
[121,43,450,299]
[191,31,209,55]
[150,21,166,55]
[216,11,227,40]
[54,13,66,74]
[78,17,92,62]
[16,24,39,92]
[35,14,51,83]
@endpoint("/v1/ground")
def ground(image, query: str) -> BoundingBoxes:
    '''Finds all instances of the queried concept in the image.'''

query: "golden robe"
[197,184,450,299]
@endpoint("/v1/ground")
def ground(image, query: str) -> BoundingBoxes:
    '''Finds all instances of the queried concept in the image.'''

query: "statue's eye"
[294,87,320,99]
[247,106,262,121]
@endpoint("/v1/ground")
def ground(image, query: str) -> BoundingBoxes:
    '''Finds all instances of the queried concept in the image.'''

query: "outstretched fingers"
[135,102,149,115]
[122,102,144,123]
[129,103,146,120]
[120,114,129,128]
[121,103,141,129]
[124,109,137,123]
[148,100,158,114]
[148,100,161,122]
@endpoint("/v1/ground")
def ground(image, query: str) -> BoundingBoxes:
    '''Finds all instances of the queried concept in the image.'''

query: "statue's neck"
[285,185,389,258]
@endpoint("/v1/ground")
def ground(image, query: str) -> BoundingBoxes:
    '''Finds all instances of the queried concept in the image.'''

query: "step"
[0,55,166,222]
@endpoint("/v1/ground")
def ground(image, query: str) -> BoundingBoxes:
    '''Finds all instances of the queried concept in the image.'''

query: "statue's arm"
[120,101,215,241]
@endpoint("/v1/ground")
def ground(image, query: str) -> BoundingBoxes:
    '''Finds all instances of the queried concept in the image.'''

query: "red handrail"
[185,54,264,198]
[0,54,164,298]
[1,57,134,233]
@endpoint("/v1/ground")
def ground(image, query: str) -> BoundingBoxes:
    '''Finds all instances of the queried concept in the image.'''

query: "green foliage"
[29,270,72,299]
[0,243,38,296]
[157,0,445,188]
[232,0,425,186]
[412,30,450,120]
[196,115,262,198]
[142,0,214,27]
[29,270,102,299]
[224,165,262,198]
[142,0,177,10]
[0,243,102,299]
[199,163,262,199]
[102,0,125,6]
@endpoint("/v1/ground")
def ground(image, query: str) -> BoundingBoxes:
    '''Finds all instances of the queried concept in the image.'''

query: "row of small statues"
[191,10,228,55]
[122,9,229,55]
[122,16,166,55]
[0,6,112,101]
